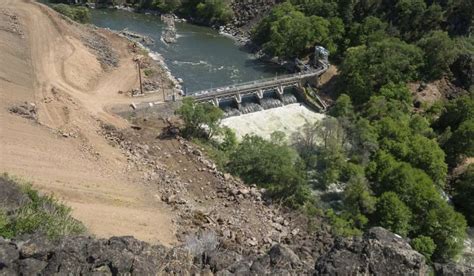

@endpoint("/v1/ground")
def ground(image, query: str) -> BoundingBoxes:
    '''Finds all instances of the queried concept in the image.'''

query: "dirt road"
[0,0,176,245]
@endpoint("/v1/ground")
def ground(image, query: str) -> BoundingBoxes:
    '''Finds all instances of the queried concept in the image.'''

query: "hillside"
[0,0,175,245]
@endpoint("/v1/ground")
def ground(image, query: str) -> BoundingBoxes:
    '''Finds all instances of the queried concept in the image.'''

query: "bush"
[52,4,91,24]
[411,235,436,261]
[227,134,312,208]
[374,192,412,237]
[0,175,85,240]
[176,97,224,139]
[452,164,474,226]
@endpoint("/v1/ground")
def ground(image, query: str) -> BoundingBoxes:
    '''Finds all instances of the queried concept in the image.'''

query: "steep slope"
[0,0,175,245]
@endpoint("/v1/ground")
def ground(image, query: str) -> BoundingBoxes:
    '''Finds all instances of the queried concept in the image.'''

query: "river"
[90,9,284,93]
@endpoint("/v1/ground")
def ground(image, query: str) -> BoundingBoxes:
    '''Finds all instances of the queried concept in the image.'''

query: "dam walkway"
[191,61,329,109]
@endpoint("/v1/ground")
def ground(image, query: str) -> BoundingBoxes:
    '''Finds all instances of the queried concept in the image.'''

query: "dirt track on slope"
[0,0,176,245]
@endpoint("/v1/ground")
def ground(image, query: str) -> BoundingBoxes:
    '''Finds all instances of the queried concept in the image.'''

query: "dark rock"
[0,176,31,213]
[315,227,429,275]
[0,238,19,271]
[206,250,243,272]
[434,262,474,276]
[18,258,48,275]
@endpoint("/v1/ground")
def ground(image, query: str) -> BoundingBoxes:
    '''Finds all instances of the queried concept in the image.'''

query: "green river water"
[90,9,284,93]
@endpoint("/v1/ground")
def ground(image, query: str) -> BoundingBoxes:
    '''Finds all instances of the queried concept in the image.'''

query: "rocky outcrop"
[230,0,283,30]
[434,262,474,276]
[0,227,433,275]
[315,227,429,275]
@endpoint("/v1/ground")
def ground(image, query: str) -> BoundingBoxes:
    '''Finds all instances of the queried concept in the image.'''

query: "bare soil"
[0,0,176,246]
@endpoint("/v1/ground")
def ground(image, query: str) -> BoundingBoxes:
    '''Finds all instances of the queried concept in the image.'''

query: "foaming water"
[221,103,325,140]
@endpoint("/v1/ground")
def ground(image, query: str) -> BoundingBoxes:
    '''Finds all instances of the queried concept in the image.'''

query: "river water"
[90,9,284,93]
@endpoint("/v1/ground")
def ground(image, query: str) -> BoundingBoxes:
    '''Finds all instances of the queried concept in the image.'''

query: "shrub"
[411,235,436,261]
[176,97,224,139]
[0,175,85,240]
[52,4,91,24]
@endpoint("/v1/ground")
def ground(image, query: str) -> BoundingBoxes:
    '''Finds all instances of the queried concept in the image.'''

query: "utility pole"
[137,58,143,95]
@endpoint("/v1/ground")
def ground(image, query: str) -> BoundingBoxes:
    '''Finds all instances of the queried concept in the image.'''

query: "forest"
[176,0,473,264]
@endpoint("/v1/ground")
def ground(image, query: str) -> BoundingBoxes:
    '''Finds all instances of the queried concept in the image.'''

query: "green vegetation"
[374,192,411,237]
[171,0,473,264]
[52,4,91,24]
[176,97,224,139]
[227,133,312,208]
[411,236,436,261]
[452,165,474,226]
[252,0,472,80]
[0,174,85,240]
[137,0,233,25]
[252,3,342,59]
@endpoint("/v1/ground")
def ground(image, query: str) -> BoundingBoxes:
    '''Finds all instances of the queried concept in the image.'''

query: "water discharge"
[221,103,326,140]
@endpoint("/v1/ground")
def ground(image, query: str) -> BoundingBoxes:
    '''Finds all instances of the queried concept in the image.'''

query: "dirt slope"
[0,0,175,245]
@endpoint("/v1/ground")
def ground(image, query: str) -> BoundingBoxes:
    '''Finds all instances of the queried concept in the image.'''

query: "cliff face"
[230,0,283,30]
[0,228,431,275]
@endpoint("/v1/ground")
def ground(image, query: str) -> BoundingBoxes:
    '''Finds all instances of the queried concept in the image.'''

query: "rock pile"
[9,102,37,121]
[119,29,154,45]
[0,9,24,37]
[161,14,177,44]
[80,31,119,68]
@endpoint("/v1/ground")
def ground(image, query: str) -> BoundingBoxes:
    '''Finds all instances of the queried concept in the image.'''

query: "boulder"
[315,227,429,275]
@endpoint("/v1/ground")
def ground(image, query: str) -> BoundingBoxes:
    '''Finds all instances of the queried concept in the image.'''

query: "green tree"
[422,201,467,261]
[411,235,436,261]
[252,2,336,58]
[347,16,388,46]
[452,164,474,226]
[176,97,224,139]
[330,94,354,118]
[417,31,458,79]
[444,119,474,166]
[436,96,474,132]
[195,0,233,25]
[374,192,412,236]
[227,134,311,207]
[340,38,423,104]
[378,82,412,103]
[343,175,376,228]
[218,126,237,153]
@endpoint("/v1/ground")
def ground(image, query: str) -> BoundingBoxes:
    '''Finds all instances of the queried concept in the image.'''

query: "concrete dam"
[191,50,329,117]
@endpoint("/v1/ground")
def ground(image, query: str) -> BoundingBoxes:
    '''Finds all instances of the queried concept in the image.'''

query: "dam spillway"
[191,61,329,117]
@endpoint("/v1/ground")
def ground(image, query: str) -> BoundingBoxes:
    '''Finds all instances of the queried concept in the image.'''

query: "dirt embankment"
[0,0,175,245]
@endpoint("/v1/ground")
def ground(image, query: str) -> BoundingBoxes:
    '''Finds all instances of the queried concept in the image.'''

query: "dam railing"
[191,61,329,103]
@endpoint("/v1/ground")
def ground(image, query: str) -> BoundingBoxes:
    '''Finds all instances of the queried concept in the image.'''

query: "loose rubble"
[0,9,24,37]
[119,29,154,45]
[9,102,37,121]
[80,31,119,68]
[99,118,334,266]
